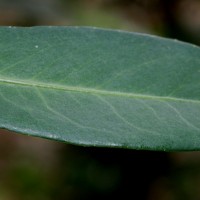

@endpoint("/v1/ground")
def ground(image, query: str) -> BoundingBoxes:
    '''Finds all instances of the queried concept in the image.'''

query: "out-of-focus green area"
[0,0,200,43]
[0,0,200,199]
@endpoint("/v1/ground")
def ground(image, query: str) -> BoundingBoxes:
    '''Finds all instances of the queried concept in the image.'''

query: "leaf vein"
[0,77,199,104]
[96,95,160,136]
[165,102,200,132]
[35,88,116,134]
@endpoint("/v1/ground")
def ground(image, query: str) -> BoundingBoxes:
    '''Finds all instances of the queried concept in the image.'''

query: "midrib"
[0,77,199,104]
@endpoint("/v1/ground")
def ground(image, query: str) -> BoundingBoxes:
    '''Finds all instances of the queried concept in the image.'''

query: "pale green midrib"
[0,77,199,104]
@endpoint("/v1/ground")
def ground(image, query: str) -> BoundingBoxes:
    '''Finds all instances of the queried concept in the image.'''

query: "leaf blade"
[0,26,200,151]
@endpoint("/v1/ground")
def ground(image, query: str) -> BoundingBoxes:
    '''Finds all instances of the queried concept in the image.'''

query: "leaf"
[0,26,200,151]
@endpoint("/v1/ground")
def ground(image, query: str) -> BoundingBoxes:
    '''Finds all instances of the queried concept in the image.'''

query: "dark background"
[0,0,200,199]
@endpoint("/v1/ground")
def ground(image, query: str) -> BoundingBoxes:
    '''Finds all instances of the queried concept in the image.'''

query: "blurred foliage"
[0,0,200,43]
[0,0,200,199]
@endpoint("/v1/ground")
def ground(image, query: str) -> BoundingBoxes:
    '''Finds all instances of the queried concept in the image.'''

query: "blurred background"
[0,0,200,199]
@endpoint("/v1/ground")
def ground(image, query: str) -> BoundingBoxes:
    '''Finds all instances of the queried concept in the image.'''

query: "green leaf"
[0,26,200,151]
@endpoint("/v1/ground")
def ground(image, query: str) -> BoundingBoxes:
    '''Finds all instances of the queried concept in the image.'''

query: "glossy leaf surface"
[0,26,200,151]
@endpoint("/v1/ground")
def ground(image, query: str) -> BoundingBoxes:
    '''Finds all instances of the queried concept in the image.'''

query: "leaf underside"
[0,26,200,151]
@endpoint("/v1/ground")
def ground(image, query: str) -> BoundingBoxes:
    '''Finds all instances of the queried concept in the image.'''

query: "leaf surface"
[0,26,200,151]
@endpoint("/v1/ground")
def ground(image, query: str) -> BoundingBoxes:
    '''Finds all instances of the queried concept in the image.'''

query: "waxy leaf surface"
[0,27,200,151]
